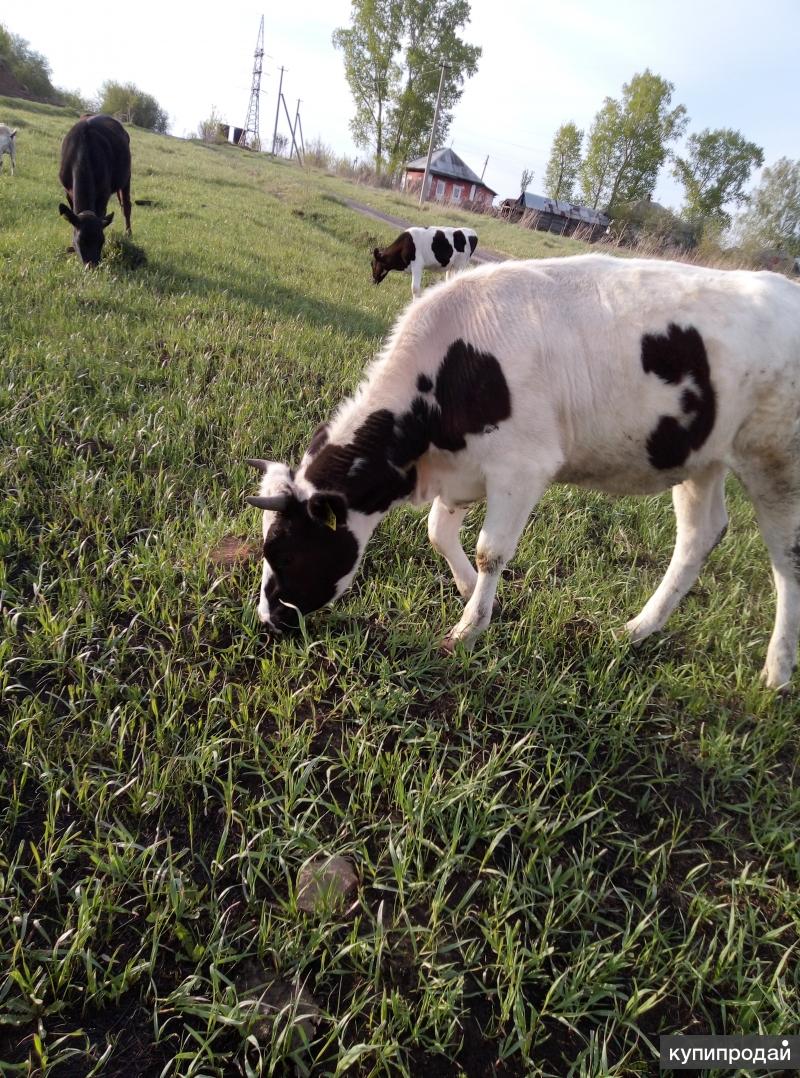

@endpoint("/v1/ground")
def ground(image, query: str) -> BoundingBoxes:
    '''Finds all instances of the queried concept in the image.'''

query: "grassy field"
[1,97,798,1078]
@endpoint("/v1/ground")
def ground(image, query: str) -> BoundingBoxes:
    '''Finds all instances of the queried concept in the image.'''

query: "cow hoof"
[439,633,458,655]
[625,616,656,645]
[759,665,793,694]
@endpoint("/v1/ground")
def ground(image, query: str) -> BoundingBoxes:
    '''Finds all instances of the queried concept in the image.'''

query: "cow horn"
[246,494,292,512]
[245,458,274,472]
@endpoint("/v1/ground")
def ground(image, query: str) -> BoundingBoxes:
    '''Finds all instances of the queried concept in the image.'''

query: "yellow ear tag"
[324,504,337,531]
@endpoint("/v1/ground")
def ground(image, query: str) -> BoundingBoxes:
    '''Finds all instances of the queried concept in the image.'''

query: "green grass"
[1,96,798,1078]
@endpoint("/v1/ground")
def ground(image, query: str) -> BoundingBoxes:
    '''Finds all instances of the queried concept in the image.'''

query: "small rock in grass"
[210,534,261,568]
[235,960,320,1045]
[296,854,358,915]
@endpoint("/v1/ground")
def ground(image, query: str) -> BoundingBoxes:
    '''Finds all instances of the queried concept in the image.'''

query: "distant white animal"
[247,254,800,690]
[0,125,17,174]
[372,226,478,299]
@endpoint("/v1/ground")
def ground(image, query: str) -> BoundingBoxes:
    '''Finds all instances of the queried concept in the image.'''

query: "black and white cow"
[247,254,800,690]
[58,114,132,266]
[372,226,478,299]
[0,125,16,174]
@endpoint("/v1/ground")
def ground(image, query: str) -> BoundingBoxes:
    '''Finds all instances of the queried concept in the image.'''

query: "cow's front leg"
[441,476,547,652]
[410,264,423,300]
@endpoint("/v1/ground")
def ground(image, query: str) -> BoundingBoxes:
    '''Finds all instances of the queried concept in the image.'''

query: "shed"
[402,148,496,208]
[501,191,610,241]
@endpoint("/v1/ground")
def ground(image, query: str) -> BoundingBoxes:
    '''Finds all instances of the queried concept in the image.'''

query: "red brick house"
[402,148,496,207]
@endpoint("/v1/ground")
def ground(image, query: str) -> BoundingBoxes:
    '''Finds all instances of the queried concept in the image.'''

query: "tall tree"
[332,0,403,175]
[580,70,688,211]
[735,157,800,255]
[519,167,534,198]
[333,0,480,176]
[543,122,583,202]
[672,128,763,227]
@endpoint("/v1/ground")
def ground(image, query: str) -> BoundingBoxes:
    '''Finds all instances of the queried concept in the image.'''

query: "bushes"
[98,80,168,133]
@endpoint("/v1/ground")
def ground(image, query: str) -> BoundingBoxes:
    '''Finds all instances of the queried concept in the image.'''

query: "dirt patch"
[210,534,261,567]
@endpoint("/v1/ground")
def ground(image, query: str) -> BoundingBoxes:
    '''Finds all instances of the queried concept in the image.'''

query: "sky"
[8,0,799,211]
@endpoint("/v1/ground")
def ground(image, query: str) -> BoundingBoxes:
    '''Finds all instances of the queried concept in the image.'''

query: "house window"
[452,185,463,201]
[435,178,446,199]
[469,184,476,200]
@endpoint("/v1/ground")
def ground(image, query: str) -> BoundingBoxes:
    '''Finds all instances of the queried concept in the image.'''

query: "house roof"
[516,191,610,226]
[405,147,497,194]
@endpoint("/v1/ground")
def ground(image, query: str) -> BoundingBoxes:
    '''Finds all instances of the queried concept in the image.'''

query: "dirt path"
[341,197,508,264]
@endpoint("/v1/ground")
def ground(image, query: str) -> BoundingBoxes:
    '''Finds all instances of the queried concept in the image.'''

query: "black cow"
[59,115,132,266]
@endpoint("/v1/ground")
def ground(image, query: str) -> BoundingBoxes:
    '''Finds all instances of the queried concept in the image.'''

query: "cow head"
[59,204,113,266]
[246,460,365,632]
[371,248,390,285]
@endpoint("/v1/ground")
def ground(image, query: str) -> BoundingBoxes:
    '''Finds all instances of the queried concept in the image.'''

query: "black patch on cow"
[431,229,454,267]
[468,234,478,255]
[402,232,416,267]
[641,324,716,470]
[417,373,433,393]
[304,339,511,514]
[431,339,512,451]
[306,410,419,514]
[372,231,417,283]
[452,230,466,253]
[263,505,358,629]
[307,423,329,457]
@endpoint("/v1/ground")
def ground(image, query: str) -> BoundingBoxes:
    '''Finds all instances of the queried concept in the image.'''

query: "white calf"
[0,125,17,174]
[248,255,800,690]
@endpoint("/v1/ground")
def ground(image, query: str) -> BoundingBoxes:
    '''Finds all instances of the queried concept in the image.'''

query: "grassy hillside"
[1,97,798,1078]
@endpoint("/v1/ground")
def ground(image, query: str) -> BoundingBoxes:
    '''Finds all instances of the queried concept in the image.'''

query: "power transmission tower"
[239,15,264,150]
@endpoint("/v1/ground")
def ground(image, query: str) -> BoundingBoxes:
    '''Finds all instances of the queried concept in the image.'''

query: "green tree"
[735,157,800,256]
[543,122,583,202]
[580,70,687,211]
[0,23,56,98]
[673,128,763,227]
[99,80,168,133]
[332,0,402,175]
[333,0,480,176]
[0,21,90,109]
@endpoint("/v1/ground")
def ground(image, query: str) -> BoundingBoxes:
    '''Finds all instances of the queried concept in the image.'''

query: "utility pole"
[480,155,489,182]
[418,60,450,208]
[271,65,285,154]
[281,94,302,163]
[239,15,264,150]
[293,100,306,160]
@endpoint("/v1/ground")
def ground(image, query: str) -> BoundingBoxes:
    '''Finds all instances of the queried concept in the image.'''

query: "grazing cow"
[372,226,478,299]
[0,125,16,174]
[58,114,132,266]
[247,255,800,690]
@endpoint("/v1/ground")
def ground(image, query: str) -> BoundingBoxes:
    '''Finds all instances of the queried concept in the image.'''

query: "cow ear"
[373,248,381,259]
[307,492,347,531]
[59,203,79,226]
[102,212,114,228]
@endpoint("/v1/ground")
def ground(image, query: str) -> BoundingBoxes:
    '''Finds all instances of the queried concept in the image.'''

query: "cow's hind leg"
[626,462,728,644]
[735,466,800,690]
[118,183,132,233]
[428,498,477,600]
